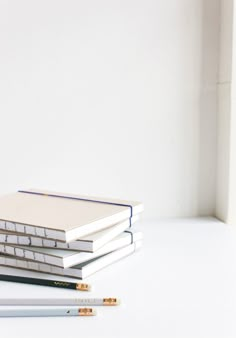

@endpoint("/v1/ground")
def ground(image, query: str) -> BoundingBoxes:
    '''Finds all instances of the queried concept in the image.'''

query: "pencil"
[0,307,96,317]
[0,298,120,306]
[0,274,91,291]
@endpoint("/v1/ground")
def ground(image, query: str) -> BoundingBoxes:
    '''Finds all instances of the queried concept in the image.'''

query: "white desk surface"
[0,217,235,338]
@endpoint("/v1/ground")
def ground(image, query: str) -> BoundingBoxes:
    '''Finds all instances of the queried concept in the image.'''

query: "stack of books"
[0,189,143,279]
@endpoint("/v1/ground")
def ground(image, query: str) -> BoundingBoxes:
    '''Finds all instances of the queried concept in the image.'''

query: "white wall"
[0,0,219,219]
[216,0,233,222]
[216,0,236,225]
[199,0,219,216]
[229,0,236,224]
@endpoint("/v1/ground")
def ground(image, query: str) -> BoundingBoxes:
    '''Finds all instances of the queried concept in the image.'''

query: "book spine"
[0,255,76,278]
[0,220,65,241]
[0,233,65,248]
[0,244,64,267]
[0,243,45,262]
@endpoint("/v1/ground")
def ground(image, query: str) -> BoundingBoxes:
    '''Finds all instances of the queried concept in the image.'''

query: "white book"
[0,189,143,242]
[0,230,141,268]
[0,215,139,252]
[0,236,143,279]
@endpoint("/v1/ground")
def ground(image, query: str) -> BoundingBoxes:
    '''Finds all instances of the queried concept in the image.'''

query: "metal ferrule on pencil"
[76,283,91,291]
[78,308,96,316]
[103,298,120,306]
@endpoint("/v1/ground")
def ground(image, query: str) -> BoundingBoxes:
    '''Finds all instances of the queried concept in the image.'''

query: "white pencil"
[0,298,120,306]
[0,306,96,317]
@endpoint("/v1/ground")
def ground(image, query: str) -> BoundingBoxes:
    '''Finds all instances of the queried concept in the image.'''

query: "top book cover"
[0,189,143,242]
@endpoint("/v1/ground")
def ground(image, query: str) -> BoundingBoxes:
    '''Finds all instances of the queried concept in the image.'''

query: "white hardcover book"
[0,215,139,252]
[0,189,143,242]
[0,230,141,268]
[0,236,143,279]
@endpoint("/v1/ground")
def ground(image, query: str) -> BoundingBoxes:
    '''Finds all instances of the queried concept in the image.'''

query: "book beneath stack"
[0,229,140,268]
[0,231,143,279]
[0,189,143,280]
[0,241,142,279]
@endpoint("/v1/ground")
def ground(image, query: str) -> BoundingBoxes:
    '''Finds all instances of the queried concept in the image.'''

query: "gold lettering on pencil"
[53,282,70,287]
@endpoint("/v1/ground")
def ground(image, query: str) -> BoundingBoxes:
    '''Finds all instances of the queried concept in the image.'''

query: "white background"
[0,0,220,219]
[0,3,235,337]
